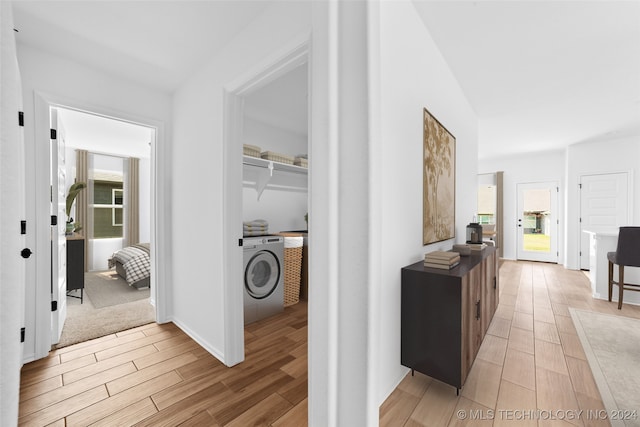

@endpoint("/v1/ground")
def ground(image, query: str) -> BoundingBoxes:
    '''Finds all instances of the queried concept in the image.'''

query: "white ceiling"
[57,108,153,159]
[413,1,640,159]
[11,1,640,160]
[12,1,271,92]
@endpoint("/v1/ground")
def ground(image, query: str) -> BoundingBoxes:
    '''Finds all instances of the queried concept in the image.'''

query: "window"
[477,184,497,225]
[112,189,123,226]
[93,180,123,238]
[477,214,494,225]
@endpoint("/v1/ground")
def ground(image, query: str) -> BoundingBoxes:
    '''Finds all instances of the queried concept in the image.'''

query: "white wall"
[172,2,382,423]
[565,137,640,269]
[376,1,480,404]
[17,43,172,361]
[243,117,308,232]
[242,172,308,232]
[479,149,566,261]
[244,116,307,157]
[171,0,312,364]
[90,238,123,271]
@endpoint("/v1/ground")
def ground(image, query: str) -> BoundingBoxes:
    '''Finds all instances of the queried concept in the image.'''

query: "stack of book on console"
[468,243,487,252]
[424,251,460,270]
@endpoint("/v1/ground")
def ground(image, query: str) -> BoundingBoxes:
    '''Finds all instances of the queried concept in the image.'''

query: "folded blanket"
[108,244,150,286]
[242,228,269,234]
[243,226,268,231]
[243,230,269,237]
[243,219,269,227]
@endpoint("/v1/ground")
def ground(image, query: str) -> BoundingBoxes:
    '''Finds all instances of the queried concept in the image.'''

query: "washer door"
[245,250,281,299]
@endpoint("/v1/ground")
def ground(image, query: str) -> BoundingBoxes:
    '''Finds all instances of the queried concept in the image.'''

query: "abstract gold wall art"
[423,108,456,245]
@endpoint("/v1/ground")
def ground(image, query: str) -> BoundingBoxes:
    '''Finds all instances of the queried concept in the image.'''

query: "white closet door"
[579,172,629,270]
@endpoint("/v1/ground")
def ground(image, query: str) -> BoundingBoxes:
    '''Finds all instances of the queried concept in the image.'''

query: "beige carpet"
[57,277,155,349]
[85,270,150,308]
[570,308,640,427]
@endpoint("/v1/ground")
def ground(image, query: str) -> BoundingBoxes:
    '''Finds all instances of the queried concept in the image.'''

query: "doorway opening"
[51,107,156,348]
[242,61,308,325]
[477,173,498,249]
[516,181,559,263]
[477,172,504,258]
[223,39,309,368]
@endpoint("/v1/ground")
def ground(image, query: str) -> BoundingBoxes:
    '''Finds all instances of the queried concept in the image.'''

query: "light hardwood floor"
[19,301,308,426]
[19,261,640,426]
[380,260,640,427]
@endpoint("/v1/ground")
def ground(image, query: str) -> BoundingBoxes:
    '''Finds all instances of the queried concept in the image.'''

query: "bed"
[108,243,151,289]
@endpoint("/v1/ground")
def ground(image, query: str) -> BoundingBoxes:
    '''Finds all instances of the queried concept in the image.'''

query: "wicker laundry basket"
[277,233,304,306]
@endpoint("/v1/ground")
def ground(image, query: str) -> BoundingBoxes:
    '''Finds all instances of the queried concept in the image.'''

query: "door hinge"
[21,220,26,235]
[50,128,57,140]
[20,327,25,343]
[580,251,582,256]
[51,301,57,312]
[51,215,58,226]
[579,217,582,223]
[18,111,24,127]
[556,187,559,192]
[579,183,582,189]
[239,238,243,247]
[557,251,559,257]
[557,219,559,225]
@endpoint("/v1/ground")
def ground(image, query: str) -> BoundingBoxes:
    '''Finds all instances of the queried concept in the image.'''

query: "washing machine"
[243,235,284,324]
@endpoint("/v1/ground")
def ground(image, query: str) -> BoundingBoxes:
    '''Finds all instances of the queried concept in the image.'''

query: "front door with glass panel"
[516,182,559,263]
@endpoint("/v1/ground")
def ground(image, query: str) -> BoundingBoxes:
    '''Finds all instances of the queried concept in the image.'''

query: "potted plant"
[66,182,86,235]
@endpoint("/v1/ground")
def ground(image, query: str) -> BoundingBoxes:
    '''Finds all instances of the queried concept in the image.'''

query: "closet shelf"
[242,155,308,175]
[243,155,308,200]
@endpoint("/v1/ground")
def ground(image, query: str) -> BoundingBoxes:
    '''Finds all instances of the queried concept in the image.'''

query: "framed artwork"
[423,107,456,245]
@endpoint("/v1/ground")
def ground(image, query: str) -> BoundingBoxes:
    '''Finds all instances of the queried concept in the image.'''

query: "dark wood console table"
[66,234,85,303]
[401,246,499,393]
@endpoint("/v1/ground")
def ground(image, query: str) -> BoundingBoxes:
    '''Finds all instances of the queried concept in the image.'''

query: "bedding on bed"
[108,243,150,286]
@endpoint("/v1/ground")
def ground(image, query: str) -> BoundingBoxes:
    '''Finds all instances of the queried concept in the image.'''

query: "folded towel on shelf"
[243,219,269,236]
[243,230,269,237]
[243,225,268,231]
[243,219,269,227]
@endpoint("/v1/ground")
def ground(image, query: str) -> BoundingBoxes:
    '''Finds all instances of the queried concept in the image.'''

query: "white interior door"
[0,3,27,422]
[50,109,67,344]
[579,172,629,270]
[516,182,559,263]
